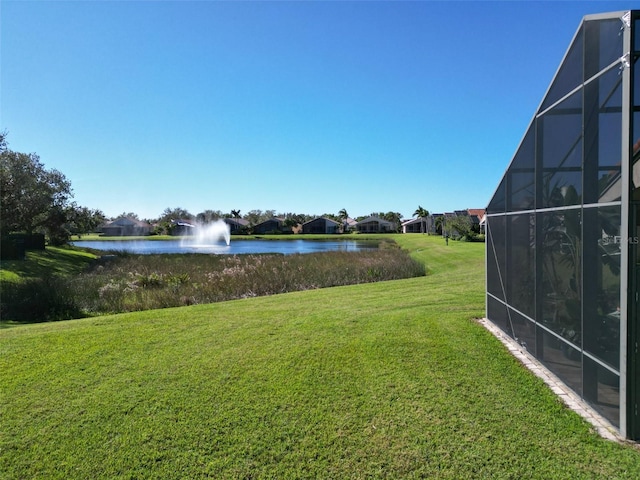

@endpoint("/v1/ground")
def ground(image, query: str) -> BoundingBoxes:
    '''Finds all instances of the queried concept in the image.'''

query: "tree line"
[0,135,414,243]
[1,134,482,244]
[134,207,406,236]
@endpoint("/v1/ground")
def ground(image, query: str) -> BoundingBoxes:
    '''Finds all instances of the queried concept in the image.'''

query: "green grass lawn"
[1,235,639,478]
[0,246,96,282]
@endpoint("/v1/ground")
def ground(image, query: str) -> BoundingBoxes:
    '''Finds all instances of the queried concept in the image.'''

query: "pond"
[71,238,380,255]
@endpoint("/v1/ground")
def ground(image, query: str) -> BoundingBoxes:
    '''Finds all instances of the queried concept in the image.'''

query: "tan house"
[355,216,396,233]
[101,217,153,236]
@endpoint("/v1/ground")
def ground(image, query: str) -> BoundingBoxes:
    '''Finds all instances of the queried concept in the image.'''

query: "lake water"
[72,239,379,255]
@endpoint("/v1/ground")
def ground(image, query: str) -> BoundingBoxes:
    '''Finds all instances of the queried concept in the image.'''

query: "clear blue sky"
[1,0,635,220]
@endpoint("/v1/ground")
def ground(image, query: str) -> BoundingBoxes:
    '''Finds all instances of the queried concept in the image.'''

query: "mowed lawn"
[1,236,639,478]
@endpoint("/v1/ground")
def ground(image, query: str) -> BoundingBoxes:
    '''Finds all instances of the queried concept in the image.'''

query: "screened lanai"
[485,10,640,440]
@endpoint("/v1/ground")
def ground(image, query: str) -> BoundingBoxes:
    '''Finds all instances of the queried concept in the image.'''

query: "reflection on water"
[72,239,378,255]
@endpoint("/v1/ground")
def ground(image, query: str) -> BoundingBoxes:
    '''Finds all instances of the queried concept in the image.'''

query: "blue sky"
[1,0,636,220]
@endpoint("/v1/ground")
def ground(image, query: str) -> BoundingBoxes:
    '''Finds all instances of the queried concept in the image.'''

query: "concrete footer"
[478,318,623,443]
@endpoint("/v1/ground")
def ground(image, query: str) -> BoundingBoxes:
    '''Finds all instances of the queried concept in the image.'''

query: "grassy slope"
[1,235,639,478]
[0,246,96,282]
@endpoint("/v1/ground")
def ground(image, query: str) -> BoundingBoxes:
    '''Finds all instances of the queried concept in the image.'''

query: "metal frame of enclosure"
[485,10,640,440]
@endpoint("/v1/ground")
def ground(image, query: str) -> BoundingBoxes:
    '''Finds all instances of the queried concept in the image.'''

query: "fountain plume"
[182,219,231,247]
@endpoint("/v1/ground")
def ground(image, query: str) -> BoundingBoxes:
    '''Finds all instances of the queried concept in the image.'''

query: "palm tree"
[338,208,349,233]
[231,209,241,219]
[413,206,429,234]
[434,216,444,236]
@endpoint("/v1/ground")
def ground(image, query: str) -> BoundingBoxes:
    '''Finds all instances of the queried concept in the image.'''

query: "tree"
[447,214,474,240]
[0,130,7,153]
[413,206,429,234]
[283,217,299,229]
[66,205,106,237]
[245,209,277,226]
[157,207,193,224]
[117,212,140,220]
[0,147,73,239]
[152,207,193,236]
[321,213,340,222]
[383,212,403,232]
[244,209,263,227]
[230,209,241,219]
[0,135,108,245]
[282,213,306,229]
[196,210,223,224]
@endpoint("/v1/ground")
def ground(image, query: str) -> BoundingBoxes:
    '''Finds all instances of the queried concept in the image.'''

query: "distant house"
[355,216,396,233]
[253,217,287,234]
[301,217,340,234]
[101,217,153,236]
[343,217,358,233]
[170,219,196,236]
[402,216,433,234]
[224,217,249,234]
[467,209,485,222]
[467,208,486,233]
[479,214,487,234]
